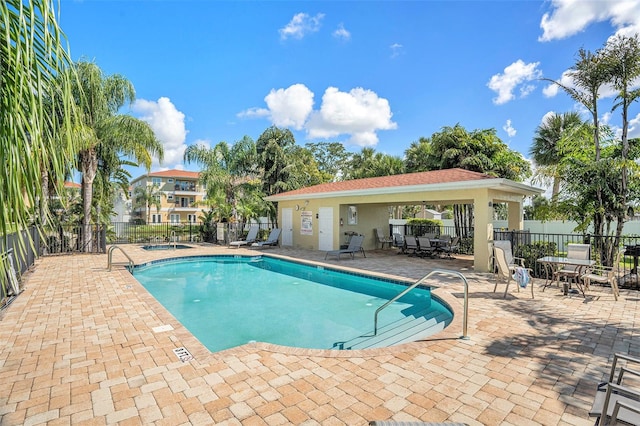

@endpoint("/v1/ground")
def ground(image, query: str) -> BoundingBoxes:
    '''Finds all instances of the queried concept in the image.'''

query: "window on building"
[187,214,197,223]
[167,178,174,183]
[170,214,180,223]
[152,177,162,185]
[167,194,173,201]
[151,214,162,223]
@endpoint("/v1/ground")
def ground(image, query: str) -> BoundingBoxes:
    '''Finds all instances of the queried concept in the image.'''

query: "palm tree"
[134,184,165,224]
[1,0,78,236]
[530,112,585,199]
[184,137,261,223]
[69,61,164,251]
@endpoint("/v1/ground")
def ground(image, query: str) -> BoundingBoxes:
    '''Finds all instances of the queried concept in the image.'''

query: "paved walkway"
[1,244,638,425]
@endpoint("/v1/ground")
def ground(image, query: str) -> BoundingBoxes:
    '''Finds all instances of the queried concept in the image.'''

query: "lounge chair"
[229,225,259,248]
[251,228,281,249]
[374,228,393,249]
[325,235,366,259]
[493,246,534,298]
[589,352,640,425]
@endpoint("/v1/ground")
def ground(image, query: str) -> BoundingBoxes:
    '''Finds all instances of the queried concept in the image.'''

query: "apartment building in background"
[129,169,205,223]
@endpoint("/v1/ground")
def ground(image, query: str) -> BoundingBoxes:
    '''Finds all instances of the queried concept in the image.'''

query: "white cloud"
[543,68,623,100]
[279,13,324,40]
[487,60,542,105]
[132,97,188,168]
[264,84,314,130]
[539,0,640,42]
[333,23,351,41]
[503,119,517,138]
[390,43,403,58]
[306,87,397,146]
[239,84,396,147]
[628,112,640,139]
[237,107,270,119]
[192,139,211,150]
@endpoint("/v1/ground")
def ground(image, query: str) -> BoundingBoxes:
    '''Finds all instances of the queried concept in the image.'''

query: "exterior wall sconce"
[316,213,319,219]
[488,201,493,208]
[340,218,344,226]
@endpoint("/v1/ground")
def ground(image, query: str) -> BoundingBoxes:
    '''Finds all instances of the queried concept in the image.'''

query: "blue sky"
[58,0,640,177]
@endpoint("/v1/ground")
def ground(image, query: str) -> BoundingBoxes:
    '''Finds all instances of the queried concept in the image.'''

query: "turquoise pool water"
[132,255,452,352]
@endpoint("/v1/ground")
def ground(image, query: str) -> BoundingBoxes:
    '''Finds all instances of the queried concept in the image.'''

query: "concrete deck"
[1,243,638,425]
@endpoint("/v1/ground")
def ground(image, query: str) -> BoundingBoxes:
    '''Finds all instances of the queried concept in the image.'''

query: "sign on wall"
[301,211,313,235]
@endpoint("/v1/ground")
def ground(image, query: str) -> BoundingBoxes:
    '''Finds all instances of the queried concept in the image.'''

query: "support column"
[507,200,524,231]
[473,191,492,272]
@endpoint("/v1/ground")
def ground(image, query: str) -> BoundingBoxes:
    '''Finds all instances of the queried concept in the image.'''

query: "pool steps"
[334,309,452,350]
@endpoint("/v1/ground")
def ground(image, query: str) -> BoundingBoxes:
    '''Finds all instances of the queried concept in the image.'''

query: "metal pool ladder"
[107,245,135,272]
[374,269,469,340]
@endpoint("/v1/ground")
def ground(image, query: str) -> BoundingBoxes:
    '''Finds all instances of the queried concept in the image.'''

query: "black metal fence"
[495,229,640,287]
[107,221,276,246]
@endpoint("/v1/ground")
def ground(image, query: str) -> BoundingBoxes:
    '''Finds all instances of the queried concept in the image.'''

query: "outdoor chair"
[416,236,437,258]
[229,225,259,248]
[493,246,534,298]
[589,352,640,425]
[553,243,590,289]
[250,228,281,249]
[492,240,525,271]
[392,233,405,253]
[581,249,623,301]
[374,228,393,249]
[325,234,366,260]
[403,235,420,256]
[441,236,460,259]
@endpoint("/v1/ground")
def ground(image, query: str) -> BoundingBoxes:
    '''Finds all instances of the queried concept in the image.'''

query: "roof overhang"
[265,178,543,201]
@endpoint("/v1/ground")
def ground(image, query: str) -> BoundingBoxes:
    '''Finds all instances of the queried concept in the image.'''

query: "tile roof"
[269,168,495,197]
[145,169,200,179]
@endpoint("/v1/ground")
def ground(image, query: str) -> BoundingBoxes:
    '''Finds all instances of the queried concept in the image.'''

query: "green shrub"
[406,218,443,236]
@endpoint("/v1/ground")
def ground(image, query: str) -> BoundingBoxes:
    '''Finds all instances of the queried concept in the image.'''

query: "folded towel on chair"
[513,267,531,288]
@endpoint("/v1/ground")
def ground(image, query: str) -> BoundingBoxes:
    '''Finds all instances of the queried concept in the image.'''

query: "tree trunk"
[40,168,49,227]
[80,148,98,252]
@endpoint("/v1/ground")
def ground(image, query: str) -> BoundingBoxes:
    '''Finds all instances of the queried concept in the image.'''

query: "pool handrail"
[107,245,134,272]
[170,231,177,250]
[373,268,469,340]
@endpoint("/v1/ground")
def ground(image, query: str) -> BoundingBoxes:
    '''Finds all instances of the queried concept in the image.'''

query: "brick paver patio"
[1,243,638,425]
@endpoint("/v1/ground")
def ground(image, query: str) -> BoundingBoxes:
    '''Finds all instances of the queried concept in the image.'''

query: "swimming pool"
[132,255,453,352]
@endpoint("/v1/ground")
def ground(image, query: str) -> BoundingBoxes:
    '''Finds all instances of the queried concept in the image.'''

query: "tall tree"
[184,137,262,223]
[545,47,611,241]
[344,147,404,179]
[1,0,78,238]
[256,126,297,196]
[604,34,640,245]
[133,184,164,224]
[404,137,432,173]
[305,141,349,181]
[530,112,587,199]
[69,61,163,251]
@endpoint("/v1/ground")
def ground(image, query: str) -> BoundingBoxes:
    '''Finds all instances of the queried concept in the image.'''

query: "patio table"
[537,256,595,296]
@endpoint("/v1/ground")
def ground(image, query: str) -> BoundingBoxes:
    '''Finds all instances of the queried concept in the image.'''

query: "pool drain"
[173,347,193,362]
